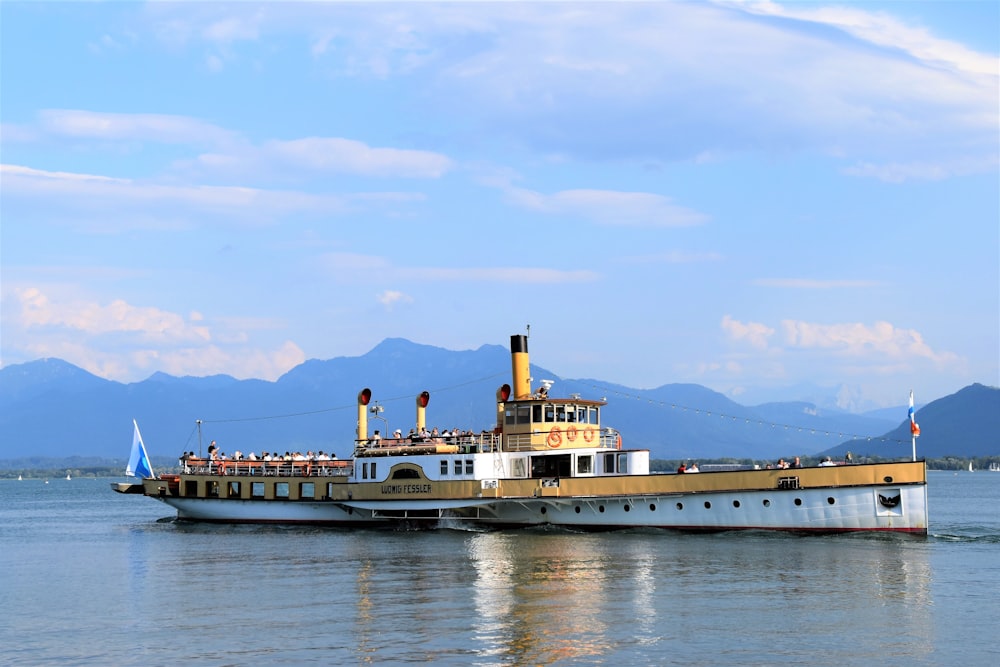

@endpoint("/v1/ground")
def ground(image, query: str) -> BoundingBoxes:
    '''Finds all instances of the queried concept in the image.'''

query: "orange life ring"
[567,425,578,442]
[616,433,622,450]
[583,428,594,443]
[547,426,562,448]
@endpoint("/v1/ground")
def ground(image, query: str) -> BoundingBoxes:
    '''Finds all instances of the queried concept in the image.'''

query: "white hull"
[154,481,927,533]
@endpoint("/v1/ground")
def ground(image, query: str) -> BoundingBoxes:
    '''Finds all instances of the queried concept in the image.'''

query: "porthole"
[733,500,741,508]
[676,502,684,510]
[883,476,893,483]
[827,497,836,505]
[540,506,547,515]
[794,498,802,506]
[649,503,657,511]
[763,499,770,507]
[624,504,631,512]
[704,501,712,509]
[575,505,581,513]
[599,505,605,513]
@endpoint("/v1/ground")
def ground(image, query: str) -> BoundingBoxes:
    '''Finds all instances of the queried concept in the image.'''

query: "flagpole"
[909,390,917,462]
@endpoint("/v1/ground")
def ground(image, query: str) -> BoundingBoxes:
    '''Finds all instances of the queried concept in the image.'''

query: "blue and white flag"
[126,419,155,478]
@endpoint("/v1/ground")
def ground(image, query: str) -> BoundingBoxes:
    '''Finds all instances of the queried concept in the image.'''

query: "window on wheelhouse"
[577,455,593,475]
[603,452,617,474]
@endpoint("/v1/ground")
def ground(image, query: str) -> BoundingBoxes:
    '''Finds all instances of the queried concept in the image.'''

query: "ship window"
[577,408,587,423]
[301,482,315,500]
[604,452,616,474]
[465,459,474,475]
[504,407,515,425]
[589,407,599,424]
[544,406,555,422]
[617,453,628,474]
[516,405,531,424]
[577,455,593,475]
[276,482,289,498]
[532,405,543,423]
[371,462,377,479]
[440,460,448,475]
[184,480,197,496]
[208,481,219,498]
[227,481,241,498]
[512,458,527,478]
[555,406,567,422]
[252,482,264,498]
[392,468,420,479]
[362,462,368,480]
[454,460,462,475]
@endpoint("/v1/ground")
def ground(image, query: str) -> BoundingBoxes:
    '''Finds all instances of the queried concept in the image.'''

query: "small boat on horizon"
[113,333,929,535]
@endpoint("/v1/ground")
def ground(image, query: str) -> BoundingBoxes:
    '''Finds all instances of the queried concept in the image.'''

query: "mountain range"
[1,338,997,464]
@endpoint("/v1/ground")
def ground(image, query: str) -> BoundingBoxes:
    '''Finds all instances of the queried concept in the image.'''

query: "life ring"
[616,433,622,450]
[567,425,578,442]
[583,428,594,443]
[547,427,562,448]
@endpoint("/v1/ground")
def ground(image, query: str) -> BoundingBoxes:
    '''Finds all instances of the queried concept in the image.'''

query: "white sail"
[126,420,155,478]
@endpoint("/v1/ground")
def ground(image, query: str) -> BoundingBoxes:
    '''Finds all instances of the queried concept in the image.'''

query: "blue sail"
[126,419,155,478]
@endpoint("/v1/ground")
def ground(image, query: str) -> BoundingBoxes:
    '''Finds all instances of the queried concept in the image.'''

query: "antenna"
[526,323,530,338]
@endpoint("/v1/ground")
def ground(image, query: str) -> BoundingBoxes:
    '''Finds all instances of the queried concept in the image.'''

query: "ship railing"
[502,431,620,452]
[355,433,502,454]
[180,457,353,477]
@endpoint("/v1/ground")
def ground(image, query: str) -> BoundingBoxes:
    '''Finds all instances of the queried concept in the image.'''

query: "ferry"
[113,334,928,534]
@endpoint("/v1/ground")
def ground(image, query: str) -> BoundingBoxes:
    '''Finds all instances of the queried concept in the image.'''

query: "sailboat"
[990,462,1000,472]
[18,474,22,481]
[969,461,974,472]
[66,473,72,481]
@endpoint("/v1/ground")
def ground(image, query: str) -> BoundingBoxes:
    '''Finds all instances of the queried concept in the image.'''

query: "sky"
[1,1,997,412]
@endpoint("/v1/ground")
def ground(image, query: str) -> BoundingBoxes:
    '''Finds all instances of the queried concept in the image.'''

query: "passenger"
[677,463,686,473]
[791,456,801,468]
[776,458,788,469]
[819,456,836,467]
[685,462,700,473]
[208,441,219,460]
[393,429,403,440]
[371,430,381,446]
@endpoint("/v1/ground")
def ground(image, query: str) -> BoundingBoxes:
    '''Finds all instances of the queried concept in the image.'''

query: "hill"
[827,383,1000,459]
[1,339,996,465]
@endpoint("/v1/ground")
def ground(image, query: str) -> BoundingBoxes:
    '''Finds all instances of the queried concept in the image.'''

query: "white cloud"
[506,187,709,227]
[753,278,882,289]
[263,137,453,178]
[376,290,414,309]
[38,109,237,146]
[4,287,305,381]
[741,1,997,76]
[319,253,599,284]
[721,315,775,350]
[0,164,416,221]
[779,319,959,365]
[15,287,210,344]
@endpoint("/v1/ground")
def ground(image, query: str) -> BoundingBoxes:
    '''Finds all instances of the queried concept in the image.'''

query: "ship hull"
[138,462,928,534]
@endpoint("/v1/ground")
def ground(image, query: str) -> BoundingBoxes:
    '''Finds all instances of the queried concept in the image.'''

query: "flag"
[908,391,920,437]
[126,419,155,478]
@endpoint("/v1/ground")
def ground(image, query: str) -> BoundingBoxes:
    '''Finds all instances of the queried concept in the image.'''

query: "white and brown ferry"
[113,334,928,534]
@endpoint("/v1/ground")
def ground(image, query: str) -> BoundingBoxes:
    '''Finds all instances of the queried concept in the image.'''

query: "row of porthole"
[539,496,839,515]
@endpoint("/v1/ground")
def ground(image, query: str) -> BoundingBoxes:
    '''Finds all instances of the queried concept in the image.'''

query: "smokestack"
[510,335,531,399]
[416,391,430,431]
[357,388,371,442]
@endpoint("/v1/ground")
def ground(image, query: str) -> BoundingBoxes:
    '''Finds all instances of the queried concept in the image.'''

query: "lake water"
[1,470,997,666]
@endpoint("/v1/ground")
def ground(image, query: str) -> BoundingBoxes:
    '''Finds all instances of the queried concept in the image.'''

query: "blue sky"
[1,1,997,411]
